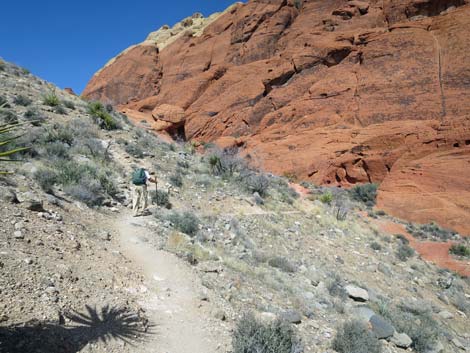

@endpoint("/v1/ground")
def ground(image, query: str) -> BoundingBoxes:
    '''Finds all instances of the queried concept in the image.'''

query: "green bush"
[124,143,144,159]
[0,61,5,71]
[239,171,269,197]
[64,179,105,206]
[294,0,303,10]
[43,160,118,205]
[13,95,32,106]
[0,110,18,125]
[167,210,200,236]
[34,167,58,193]
[395,233,409,244]
[268,256,297,273]
[63,100,75,110]
[406,222,456,241]
[42,125,74,145]
[319,191,333,204]
[54,105,67,115]
[327,274,347,298]
[396,243,414,261]
[87,101,119,130]
[153,189,171,209]
[384,306,439,353]
[370,241,382,251]
[24,109,46,126]
[350,183,378,206]
[0,96,9,107]
[43,92,60,107]
[169,171,183,187]
[44,142,69,160]
[208,148,243,177]
[332,320,381,353]
[449,244,470,257]
[233,312,303,353]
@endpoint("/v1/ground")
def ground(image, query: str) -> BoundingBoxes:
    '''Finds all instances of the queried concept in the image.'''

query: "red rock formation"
[84,0,470,234]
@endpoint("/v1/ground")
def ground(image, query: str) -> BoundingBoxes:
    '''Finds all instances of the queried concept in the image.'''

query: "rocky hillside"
[2,57,469,352]
[83,0,470,236]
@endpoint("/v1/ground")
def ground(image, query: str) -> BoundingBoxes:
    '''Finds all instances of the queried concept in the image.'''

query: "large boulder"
[151,104,185,124]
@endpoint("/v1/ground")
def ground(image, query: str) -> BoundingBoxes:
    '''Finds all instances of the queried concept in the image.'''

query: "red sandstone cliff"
[83,0,470,235]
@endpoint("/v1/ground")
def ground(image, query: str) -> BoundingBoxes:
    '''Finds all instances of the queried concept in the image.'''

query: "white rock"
[345,285,369,301]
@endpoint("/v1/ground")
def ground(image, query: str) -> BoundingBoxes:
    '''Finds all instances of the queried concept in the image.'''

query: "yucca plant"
[0,103,30,173]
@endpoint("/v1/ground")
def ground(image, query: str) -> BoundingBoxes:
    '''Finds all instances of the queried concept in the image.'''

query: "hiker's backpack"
[132,168,147,185]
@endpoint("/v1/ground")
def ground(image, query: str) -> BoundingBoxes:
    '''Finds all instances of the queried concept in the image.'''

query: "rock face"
[83,0,470,234]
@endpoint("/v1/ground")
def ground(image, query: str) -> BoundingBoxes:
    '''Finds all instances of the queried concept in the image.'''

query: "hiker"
[131,167,157,216]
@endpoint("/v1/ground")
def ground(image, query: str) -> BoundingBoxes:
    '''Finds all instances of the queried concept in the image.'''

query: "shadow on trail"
[0,305,153,353]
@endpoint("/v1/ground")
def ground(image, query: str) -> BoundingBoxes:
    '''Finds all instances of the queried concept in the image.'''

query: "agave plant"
[0,103,30,173]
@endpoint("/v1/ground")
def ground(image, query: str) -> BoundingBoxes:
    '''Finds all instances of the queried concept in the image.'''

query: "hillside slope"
[83,0,470,235]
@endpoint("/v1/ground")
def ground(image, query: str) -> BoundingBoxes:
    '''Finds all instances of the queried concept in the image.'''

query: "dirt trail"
[114,213,224,353]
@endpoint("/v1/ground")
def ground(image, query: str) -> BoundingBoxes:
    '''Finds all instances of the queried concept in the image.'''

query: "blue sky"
[0,0,242,94]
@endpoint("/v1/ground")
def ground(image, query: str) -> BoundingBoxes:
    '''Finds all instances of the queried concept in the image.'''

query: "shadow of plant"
[0,305,152,353]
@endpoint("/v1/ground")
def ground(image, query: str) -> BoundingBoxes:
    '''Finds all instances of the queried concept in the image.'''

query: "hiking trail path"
[113,213,226,353]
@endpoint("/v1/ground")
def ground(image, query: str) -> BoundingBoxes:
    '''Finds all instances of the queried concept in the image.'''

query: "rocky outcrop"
[84,0,470,234]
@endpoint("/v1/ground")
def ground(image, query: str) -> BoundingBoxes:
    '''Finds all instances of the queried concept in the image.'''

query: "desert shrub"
[233,312,303,353]
[274,178,299,204]
[24,109,46,126]
[13,95,32,106]
[268,256,296,273]
[87,101,119,130]
[450,292,470,314]
[0,96,9,107]
[294,0,303,10]
[124,142,144,158]
[54,105,67,115]
[332,320,381,353]
[327,274,347,298]
[169,171,183,187]
[153,189,171,209]
[350,183,378,206]
[43,92,60,107]
[177,160,189,169]
[73,138,106,159]
[34,167,58,193]
[319,191,333,204]
[21,67,30,75]
[167,211,200,236]
[0,110,18,125]
[49,160,117,204]
[42,125,74,145]
[63,100,75,110]
[208,147,243,177]
[385,307,439,353]
[194,175,212,188]
[44,141,69,160]
[396,243,414,261]
[239,171,269,197]
[0,61,5,71]
[395,233,409,244]
[406,222,457,241]
[449,244,470,257]
[333,197,350,220]
[64,179,104,206]
[370,241,382,251]
[68,119,100,139]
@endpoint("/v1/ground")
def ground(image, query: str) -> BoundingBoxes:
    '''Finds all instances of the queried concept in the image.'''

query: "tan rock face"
[83,0,470,234]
